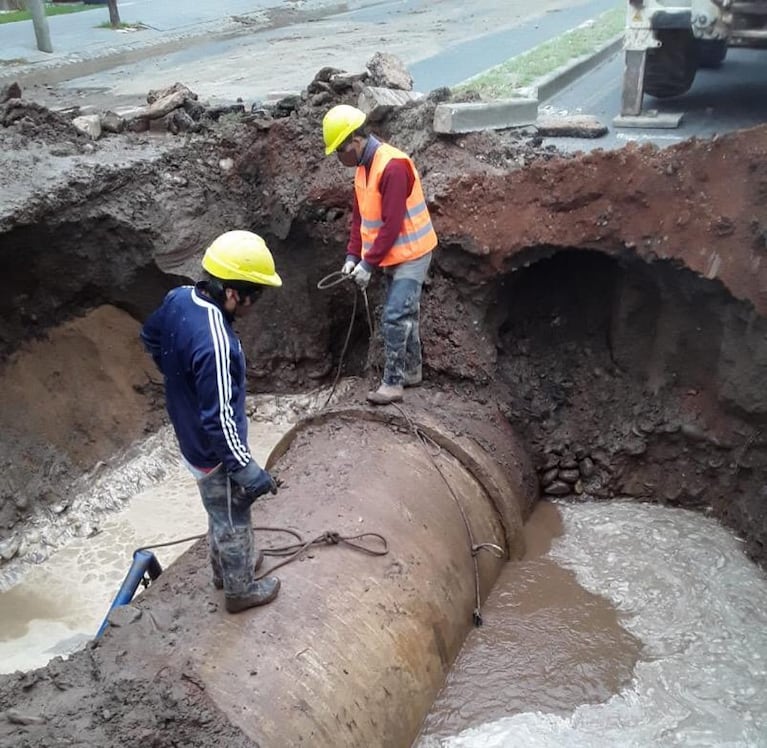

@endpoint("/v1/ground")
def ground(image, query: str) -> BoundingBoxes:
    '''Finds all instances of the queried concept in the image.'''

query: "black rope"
[133,526,388,581]
[390,402,505,627]
[316,271,374,409]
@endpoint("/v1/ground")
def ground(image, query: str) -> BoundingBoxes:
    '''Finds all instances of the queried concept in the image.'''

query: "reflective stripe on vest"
[355,143,438,267]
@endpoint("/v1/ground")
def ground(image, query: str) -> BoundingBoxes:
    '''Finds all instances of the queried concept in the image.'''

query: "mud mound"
[0,306,164,561]
[0,636,254,748]
[0,99,87,151]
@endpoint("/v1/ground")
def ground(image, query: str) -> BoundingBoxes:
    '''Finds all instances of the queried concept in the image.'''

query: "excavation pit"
[2,84,767,746]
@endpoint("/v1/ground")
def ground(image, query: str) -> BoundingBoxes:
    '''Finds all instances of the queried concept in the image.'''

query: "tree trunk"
[107,0,120,27]
[0,1,24,11]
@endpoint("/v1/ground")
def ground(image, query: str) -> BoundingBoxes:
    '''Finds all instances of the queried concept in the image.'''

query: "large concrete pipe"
[46,391,535,747]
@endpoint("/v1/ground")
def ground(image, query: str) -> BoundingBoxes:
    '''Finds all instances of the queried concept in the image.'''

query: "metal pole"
[24,0,52,53]
[621,49,647,117]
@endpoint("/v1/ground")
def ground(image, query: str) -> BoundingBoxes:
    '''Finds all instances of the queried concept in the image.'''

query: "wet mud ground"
[2,51,767,745]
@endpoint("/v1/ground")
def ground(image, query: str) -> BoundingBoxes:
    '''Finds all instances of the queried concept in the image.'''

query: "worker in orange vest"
[322,104,438,405]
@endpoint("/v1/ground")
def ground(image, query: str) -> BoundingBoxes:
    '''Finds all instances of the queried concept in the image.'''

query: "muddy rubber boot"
[213,550,265,590]
[367,383,404,405]
[225,576,281,613]
[404,366,422,388]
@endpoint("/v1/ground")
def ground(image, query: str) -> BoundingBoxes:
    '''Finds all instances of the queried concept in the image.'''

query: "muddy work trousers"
[197,468,259,600]
[381,252,432,386]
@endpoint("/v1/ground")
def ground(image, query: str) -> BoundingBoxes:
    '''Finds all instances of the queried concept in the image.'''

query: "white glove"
[351,262,372,290]
[342,259,356,275]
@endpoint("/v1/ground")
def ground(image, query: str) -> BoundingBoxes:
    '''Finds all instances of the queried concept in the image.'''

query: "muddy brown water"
[419,501,767,747]
[418,502,642,740]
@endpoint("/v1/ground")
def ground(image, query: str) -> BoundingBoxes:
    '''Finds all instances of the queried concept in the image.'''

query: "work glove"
[341,258,357,275]
[230,460,278,501]
[351,261,372,290]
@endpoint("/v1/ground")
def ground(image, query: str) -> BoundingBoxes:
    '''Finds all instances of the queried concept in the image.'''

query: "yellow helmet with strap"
[202,230,282,287]
[322,104,366,155]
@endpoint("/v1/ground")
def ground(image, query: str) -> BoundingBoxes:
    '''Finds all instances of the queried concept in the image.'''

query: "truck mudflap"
[651,10,693,30]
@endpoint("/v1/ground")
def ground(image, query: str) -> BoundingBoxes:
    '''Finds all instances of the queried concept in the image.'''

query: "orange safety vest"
[355,143,438,267]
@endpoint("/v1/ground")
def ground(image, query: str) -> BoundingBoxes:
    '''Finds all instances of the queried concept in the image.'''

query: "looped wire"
[316,271,375,409]
[316,270,353,290]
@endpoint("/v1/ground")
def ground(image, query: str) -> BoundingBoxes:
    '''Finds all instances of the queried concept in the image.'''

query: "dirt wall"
[2,96,767,570]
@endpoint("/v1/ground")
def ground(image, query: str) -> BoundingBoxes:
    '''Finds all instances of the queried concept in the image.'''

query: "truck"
[620,0,767,116]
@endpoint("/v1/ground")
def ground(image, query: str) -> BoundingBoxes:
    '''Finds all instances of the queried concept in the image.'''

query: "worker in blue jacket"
[141,230,282,614]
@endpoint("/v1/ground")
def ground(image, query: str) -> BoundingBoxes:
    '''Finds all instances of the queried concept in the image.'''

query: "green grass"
[454,5,625,99]
[0,3,97,25]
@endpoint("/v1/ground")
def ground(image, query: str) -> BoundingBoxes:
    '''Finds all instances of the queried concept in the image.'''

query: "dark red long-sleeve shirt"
[346,138,415,268]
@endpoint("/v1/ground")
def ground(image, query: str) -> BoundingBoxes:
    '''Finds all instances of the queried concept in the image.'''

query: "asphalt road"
[23,0,620,110]
[543,46,767,152]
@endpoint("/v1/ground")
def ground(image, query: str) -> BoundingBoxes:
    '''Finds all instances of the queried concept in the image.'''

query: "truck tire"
[644,29,698,98]
[696,39,728,69]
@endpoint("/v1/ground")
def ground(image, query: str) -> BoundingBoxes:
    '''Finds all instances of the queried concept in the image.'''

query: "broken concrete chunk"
[72,115,102,140]
[270,95,300,116]
[206,103,246,120]
[0,82,21,104]
[313,66,345,83]
[433,99,538,134]
[121,90,189,124]
[126,117,150,133]
[358,86,425,122]
[535,114,608,138]
[307,79,332,95]
[329,72,368,94]
[366,52,413,91]
[0,535,20,561]
[166,108,200,134]
[183,98,207,121]
[147,81,198,104]
[99,111,125,134]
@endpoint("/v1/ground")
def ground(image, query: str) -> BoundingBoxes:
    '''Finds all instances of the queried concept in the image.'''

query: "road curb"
[436,33,625,135]
[0,22,247,88]
[532,33,624,104]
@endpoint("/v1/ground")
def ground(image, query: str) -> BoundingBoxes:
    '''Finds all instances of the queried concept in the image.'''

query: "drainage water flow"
[419,502,767,747]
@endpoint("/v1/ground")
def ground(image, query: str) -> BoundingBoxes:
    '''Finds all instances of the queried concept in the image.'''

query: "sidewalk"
[0,0,333,86]
[0,0,624,114]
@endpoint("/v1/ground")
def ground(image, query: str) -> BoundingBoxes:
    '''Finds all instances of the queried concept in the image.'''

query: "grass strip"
[454,5,624,99]
[0,3,98,25]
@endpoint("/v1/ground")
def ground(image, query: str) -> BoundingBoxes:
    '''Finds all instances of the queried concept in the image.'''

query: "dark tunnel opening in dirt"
[0,219,186,359]
[493,247,767,562]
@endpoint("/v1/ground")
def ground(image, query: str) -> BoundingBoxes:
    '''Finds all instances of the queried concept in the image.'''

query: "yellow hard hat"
[322,104,366,155]
[202,230,282,287]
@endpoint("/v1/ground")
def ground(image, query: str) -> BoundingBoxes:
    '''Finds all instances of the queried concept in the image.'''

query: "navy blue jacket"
[140,284,252,473]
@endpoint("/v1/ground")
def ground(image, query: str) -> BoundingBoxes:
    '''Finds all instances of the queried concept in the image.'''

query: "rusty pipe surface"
[96,392,536,747]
